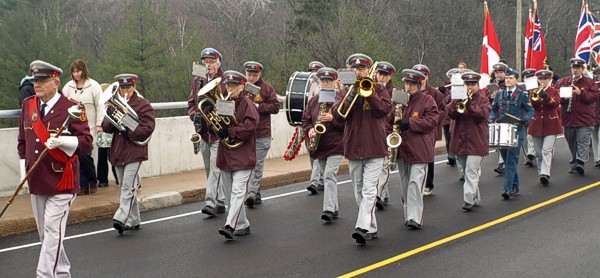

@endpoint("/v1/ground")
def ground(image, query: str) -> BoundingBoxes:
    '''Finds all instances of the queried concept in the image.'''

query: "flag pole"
[516,0,523,74]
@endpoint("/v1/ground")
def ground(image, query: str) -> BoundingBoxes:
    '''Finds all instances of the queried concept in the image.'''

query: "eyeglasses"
[203,59,218,66]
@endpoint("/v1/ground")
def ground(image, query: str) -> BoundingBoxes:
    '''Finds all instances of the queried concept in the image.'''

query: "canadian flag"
[480,1,501,89]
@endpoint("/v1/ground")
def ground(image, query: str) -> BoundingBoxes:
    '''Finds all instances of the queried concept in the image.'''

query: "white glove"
[46,137,62,149]
[19,159,29,194]
[254,103,259,109]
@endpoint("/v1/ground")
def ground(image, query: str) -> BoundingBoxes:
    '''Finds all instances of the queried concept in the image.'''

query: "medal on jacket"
[31,110,39,123]
[363,100,371,110]
[254,94,262,102]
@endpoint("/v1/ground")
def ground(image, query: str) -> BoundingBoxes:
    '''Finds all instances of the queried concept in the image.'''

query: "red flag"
[480,1,501,88]
[524,9,533,68]
[530,1,547,70]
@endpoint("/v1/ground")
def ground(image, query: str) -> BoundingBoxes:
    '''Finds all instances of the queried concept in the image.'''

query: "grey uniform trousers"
[591,125,600,163]
[249,137,271,195]
[457,155,484,205]
[200,140,225,207]
[318,155,342,213]
[113,161,142,227]
[349,158,383,233]
[378,156,391,200]
[222,169,252,230]
[306,140,325,187]
[564,126,593,166]
[397,158,427,225]
[31,194,76,278]
[531,135,557,177]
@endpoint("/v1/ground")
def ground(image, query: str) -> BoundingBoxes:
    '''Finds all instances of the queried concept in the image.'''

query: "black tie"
[40,103,47,120]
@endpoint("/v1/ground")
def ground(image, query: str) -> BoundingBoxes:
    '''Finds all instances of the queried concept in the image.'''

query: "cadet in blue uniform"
[489,69,534,200]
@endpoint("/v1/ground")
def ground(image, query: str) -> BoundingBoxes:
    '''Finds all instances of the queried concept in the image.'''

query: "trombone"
[336,62,378,119]
[455,90,472,113]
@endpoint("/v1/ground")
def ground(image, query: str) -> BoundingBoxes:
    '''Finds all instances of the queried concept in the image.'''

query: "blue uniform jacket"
[489,87,534,139]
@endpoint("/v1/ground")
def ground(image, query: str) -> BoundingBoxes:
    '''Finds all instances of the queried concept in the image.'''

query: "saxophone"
[309,102,327,152]
[386,103,403,170]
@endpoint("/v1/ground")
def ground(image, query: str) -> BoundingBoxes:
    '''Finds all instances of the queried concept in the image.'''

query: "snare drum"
[285,71,319,126]
[489,123,518,148]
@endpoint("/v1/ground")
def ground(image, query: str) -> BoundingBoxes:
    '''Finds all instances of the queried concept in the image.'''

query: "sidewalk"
[0,141,446,237]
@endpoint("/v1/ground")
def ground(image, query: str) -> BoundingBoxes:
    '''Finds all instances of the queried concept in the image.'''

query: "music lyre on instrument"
[196,77,242,149]
[336,62,379,119]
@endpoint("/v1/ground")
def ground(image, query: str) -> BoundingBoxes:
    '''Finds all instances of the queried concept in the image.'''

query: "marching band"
[14,49,600,266]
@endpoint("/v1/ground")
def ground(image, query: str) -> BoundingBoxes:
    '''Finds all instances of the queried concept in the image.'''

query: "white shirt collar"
[41,91,61,115]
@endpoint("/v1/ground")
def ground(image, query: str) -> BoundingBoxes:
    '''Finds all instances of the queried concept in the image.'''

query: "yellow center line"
[338,180,600,278]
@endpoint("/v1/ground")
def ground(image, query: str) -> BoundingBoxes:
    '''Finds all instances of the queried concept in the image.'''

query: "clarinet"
[567,74,575,113]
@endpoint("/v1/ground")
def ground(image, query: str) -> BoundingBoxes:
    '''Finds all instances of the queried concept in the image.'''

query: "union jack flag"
[529,1,546,70]
[590,11,600,65]
[574,0,594,63]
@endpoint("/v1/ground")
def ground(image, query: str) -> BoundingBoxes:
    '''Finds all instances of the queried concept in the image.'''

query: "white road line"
[0,135,566,253]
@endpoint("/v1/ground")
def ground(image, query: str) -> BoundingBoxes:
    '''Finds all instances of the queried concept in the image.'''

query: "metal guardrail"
[0,101,189,119]
[1,96,287,119]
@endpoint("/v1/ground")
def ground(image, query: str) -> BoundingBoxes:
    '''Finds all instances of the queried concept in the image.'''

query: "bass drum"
[285,71,319,126]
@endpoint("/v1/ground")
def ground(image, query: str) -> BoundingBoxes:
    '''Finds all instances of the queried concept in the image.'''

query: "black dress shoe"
[494,165,505,175]
[540,175,549,186]
[306,184,318,195]
[365,232,378,240]
[383,197,389,206]
[501,191,510,200]
[113,220,124,234]
[233,226,251,236]
[447,157,456,166]
[216,205,226,214]
[575,164,585,175]
[375,197,385,210]
[201,205,216,217]
[462,202,473,212]
[510,188,519,196]
[245,193,255,208]
[321,211,334,222]
[124,225,140,231]
[525,155,535,167]
[218,225,234,239]
[255,194,262,205]
[459,176,465,182]
[352,228,368,245]
[317,184,324,191]
[595,161,600,168]
[406,219,421,229]
[333,211,339,219]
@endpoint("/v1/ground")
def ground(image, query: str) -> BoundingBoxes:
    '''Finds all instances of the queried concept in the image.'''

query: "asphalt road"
[2,137,600,277]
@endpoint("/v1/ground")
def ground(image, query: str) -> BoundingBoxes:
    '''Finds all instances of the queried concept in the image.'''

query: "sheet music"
[524,76,538,90]
[560,86,573,98]
[391,88,409,105]
[451,85,467,100]
[318,89,336,103]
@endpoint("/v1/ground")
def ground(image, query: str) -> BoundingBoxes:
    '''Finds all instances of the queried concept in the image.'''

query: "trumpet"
[455,90,473,113]
[337,62,379,119]
[386,103,403,170]
[196,78,242,149]
[309,102,327,152]
[531,84,544,101]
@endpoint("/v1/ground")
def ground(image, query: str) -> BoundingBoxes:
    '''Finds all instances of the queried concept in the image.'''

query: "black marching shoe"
[234,226,251,236]
[494,164,505,175]
[462,202,473,212]
[201,205,216,217]
[216,204,226,214]
[524,155,535,167]
[595,161,600,168]
[501,191,511,200]
[218,225,235,240]
[406,219,421,229]
[365,232,378,240]
[510,188,519,196]
[306,184,318,195]
[333,211,339,219]
[540,175,550,186]
[255,194,262,205]
[245,193,256,208]
[375,197,385,210]
[317,184,324,191]
[383,197,389,206]
[447,157,456,166]
[124,225,140,231]
[321,211,334,222]
[575,164,585,176]
[113,220,124,234]
[352,228,368,245]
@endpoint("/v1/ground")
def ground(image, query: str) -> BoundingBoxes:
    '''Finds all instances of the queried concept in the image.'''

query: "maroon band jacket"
[556,75,599,127]
[423,84,445,141]
[217,93,259,171]
[396,91,439,164]
[248,78,279,139]
[301,94,344,159]
[446,90,490,156]
[102,93,156,166]
[18,94,93,195]
[187,68,226,143]
[333,83,391,159]
[528,86,563,136]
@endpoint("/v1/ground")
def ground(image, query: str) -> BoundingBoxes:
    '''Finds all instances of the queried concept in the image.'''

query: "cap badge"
[355,59,360,65]
[383,65,387,69]
[228,75,233,80]
[325,71,329,76]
